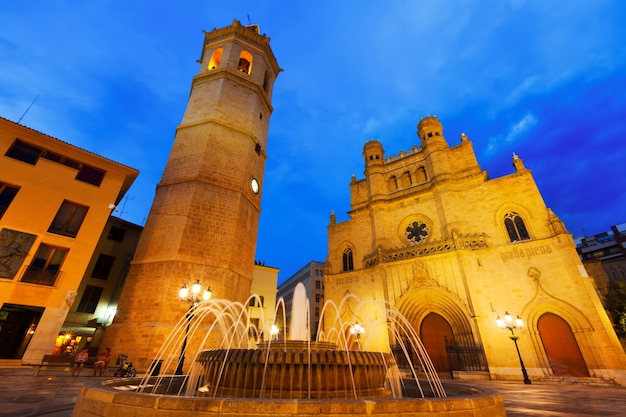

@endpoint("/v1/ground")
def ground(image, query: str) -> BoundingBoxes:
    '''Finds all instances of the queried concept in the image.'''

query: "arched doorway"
[537,313,589,377]
[420,312,453,372]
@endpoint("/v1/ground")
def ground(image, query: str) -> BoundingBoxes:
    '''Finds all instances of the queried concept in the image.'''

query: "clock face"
[406,221,429,243]
[251,178,260,194]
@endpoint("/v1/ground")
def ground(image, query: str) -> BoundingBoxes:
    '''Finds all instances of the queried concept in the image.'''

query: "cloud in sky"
[1,1,625,280]
[485,113,538,154]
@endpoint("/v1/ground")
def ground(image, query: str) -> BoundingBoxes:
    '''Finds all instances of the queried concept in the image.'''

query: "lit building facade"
[61,217,142,356]
[249,262,279,345]
[575,222,626,282]
[276,261,325,340]
[0,116,138,364]
[324,116,626,384]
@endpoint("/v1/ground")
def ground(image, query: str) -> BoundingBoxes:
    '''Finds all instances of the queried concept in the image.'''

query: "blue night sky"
[1,1,625,282]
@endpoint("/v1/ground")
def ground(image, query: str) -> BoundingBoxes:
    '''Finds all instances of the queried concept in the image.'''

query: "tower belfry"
[103,20,281,366]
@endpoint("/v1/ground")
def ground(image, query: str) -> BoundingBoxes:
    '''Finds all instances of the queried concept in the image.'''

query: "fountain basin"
[197,344,394,398]
[71,379,506,417]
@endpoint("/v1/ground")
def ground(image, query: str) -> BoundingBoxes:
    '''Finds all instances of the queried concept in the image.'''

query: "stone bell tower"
[102,20,281,366]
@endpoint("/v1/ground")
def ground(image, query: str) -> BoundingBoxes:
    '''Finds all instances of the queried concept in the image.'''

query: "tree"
[603,280,626,338]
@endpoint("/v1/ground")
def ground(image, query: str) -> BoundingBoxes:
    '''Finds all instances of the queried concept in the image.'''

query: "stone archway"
[419,312,453,372]
[537,313,589,377]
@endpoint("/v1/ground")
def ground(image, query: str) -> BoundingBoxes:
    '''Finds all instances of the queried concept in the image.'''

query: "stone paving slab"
[0,367,625,417]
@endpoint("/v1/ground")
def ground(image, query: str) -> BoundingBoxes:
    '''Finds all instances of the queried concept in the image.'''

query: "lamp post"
[176,280,211,375]
[270,324,279,341]
[350,323,365,350]
[496,312,531,384]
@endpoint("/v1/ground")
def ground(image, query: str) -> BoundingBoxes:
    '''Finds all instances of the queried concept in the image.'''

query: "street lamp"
[496,311,531,384]
[270,324,279,341]
[349,323,365,350]
[176,280,211,375]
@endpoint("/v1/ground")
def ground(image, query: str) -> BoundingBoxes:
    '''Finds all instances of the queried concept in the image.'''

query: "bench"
[35,354,73,375]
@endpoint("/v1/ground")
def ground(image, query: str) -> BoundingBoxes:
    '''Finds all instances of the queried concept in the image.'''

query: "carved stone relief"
[0,228,37,279]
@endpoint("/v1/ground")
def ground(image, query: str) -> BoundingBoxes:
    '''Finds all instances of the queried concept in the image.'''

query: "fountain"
[71,284,506,416]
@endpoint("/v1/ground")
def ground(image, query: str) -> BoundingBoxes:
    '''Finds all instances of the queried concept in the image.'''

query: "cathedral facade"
[324,116,626,384]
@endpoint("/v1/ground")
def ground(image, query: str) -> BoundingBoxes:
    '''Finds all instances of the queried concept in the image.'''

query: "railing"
[385,145,423,164]
[20,265,61,286]
[363,233,488,268]
[390,344,423,372]
[445,338,489,374]
[48,221,80,237]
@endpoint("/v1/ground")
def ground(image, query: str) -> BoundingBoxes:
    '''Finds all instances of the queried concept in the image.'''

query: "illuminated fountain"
[72,284,505,416]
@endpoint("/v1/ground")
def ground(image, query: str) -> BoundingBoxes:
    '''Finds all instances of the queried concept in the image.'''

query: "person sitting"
[71,347,89,377]
[93,347,111,376]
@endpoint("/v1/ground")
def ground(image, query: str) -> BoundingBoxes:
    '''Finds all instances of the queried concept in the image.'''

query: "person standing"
[71,347,89,377]
[93,347,111,376]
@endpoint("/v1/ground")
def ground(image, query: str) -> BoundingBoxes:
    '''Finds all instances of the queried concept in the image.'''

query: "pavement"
[0,366,625,416]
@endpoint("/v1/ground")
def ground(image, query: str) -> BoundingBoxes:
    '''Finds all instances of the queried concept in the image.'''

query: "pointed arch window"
[342,248,354,272]
[238,51,253,74]
[208,48,223,70]
[504,212,530,242]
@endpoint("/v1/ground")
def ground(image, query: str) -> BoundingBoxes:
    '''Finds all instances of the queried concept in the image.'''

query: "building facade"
[276,261,325,340]
[248,262,279,345]
[576,222,626,282]
[102,20,282,370]
[60,217,142,356]
[324,116,626,384]
[0,117,138,364]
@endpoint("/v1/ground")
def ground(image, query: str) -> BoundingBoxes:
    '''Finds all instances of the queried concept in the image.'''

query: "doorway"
[538,312,589,377]
[420,312,453,372]
[0,303,44,359]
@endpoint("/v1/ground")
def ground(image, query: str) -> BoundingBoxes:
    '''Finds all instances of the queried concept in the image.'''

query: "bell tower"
[102,20,281,367]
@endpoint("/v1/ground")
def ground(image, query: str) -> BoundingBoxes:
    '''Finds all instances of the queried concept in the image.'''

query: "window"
[77,285,103,313]
[406,221,429,243]
[107,226,126,242]
[249,296,264,307]
[48,201,89,237]
[208,48,223,70]
[263,70,271,92]
[21,244,68,286]
[401,171,412,187]
[42,151,63,163]
[415,167,427,183]
[91,254,115,280]
[342,248,354,272]
[75,164,105,186]
[63,158,81,169]
[315,280,321,290]
[0,183,20,219]
[505,212,530,242]
[238,51,253,74]
[315,294,321,302]
[5,140,42,164]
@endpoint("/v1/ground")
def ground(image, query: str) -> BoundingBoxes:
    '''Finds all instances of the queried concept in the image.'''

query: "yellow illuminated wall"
[0,116,138,364]
[325,116,626,385]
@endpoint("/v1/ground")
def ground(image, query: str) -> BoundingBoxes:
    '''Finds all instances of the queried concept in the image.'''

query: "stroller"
[113,354,137,378]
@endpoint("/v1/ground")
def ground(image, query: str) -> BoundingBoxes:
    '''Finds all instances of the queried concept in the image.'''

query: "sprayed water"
[136,283,445,399]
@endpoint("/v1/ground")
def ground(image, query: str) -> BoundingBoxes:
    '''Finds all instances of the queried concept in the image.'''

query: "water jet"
[72,285,505,416]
